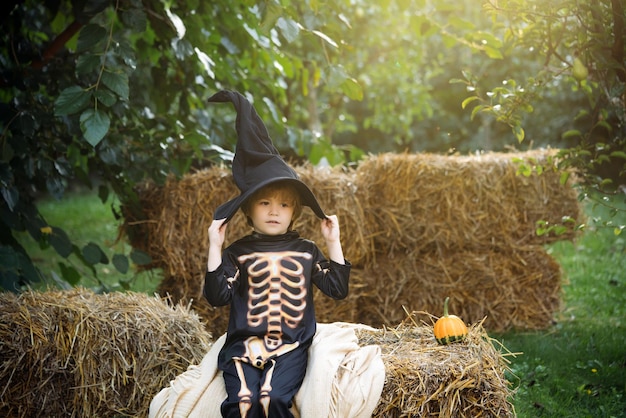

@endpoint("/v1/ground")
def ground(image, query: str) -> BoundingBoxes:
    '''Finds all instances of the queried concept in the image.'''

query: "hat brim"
[214,177,327,223]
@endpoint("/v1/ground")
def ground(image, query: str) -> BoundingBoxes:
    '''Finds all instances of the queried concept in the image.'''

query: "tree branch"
[31,20,83,70]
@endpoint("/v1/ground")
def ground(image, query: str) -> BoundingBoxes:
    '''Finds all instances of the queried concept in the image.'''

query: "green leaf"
[326,65,349,88]
[260,2,283,34]
[196,49,216,79]
[77,24,107,53]
[276,17,300,43]
[82,242,103,265]
[448,16,475,30]
[80,108,110,147]
[101,71,129,100]
[76,54,101,75]
[112,254,129,274]
[120,7,147,32]
[470,104,486,120]
[461,96,479,109]
[164,7,186,38]
[484,46,503,59]
[59,262,81,286]
[311,30,338,48]
[49,271,73,290]
[97,184,109,203]
[94,88,117,107]
[559,171,570,185]
[561,129,582,139]
[610,151,626,160]
[0,245,20,270]
[46,176,65,200]
[17,112,36,137]
[442,33,456,48]
[476,31,502,48]
[49,227,73,258]
[54,86,91,116]
[1,185,19,211]
[130,249,152,265]
[517,163,532,177]
[513,125,525,143]
[341,77,363,101]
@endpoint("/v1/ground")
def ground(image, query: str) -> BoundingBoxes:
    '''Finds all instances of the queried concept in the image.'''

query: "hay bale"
[352,246,562,332]
[0,288,514,418]
[121,150,581,332]
[359,318,514,417]
[0,289,212,418]
[354,150,582,255]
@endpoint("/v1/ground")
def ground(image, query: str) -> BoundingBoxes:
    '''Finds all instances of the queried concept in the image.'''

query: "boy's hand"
[321,215,340,243]
[322,215,339,242]
[321,215,345,264]
[207,218,227,271]
[208,218,228,247]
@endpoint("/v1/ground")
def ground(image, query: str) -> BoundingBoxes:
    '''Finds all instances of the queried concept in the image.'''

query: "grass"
[496,197,626,417]
[16,190,162,294]
[14,189,626,417]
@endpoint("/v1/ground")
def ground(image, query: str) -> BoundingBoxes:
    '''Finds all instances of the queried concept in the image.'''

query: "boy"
[203,90,350,418]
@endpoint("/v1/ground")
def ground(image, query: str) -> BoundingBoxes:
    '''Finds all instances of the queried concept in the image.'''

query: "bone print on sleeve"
[203,252,241,307]
[310,246,351,300]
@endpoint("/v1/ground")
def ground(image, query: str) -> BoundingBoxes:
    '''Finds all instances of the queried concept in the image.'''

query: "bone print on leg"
[259,359,276,417]
[233,358,253,418]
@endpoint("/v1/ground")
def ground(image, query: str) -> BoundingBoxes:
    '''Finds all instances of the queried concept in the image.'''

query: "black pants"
[221,347,308,418]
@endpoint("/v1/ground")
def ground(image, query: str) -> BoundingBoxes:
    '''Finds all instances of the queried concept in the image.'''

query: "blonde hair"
[241,181,303,229]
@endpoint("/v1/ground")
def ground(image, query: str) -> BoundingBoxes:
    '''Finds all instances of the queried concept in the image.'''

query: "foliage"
[0,0,361,291]
[466,0,626,193]
[14,190,162,293]
[1,0,624,291]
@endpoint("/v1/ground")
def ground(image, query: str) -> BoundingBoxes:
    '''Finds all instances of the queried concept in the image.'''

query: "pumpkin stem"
[443,296,450,317]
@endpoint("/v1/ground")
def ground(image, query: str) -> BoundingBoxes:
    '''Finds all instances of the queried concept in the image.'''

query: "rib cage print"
[239,251,311,351]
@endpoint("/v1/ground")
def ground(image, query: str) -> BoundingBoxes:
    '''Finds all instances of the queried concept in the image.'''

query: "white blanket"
[149,322,385,418]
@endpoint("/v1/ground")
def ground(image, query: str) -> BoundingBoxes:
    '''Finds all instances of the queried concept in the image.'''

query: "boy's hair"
[241,181,303,229]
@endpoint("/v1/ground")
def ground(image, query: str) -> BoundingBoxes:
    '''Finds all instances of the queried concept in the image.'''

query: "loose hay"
[358,317,515,418]
[0,288,212,418]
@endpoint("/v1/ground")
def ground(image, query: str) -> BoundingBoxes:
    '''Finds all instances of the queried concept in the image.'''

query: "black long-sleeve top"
[204,230,350,369]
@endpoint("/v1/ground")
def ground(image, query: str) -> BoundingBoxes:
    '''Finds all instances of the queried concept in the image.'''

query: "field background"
[15,190,626,417]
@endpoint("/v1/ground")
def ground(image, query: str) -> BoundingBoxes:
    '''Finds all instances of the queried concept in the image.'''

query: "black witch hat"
[208,90,327,223]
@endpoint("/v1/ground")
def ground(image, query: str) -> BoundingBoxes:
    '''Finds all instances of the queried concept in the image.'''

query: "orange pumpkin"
[433,297,468,345]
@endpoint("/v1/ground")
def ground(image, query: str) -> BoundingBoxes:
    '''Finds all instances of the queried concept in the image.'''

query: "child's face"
[248,191,296,235]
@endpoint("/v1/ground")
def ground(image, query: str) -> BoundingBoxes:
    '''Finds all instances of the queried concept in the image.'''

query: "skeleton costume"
[203,90,350,418]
